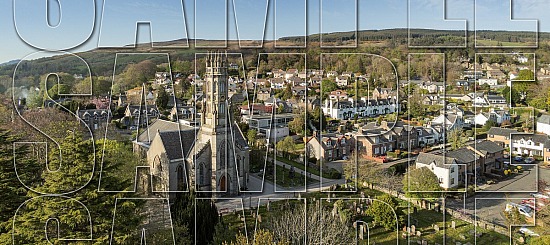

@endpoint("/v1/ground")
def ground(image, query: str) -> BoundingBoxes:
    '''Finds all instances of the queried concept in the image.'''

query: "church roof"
[136,119,194,145]
[158,130,197,160]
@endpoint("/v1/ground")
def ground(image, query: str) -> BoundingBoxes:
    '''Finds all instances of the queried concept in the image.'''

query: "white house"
[478,78,498,86]
[474,109,511,125]
[511,134,549,157]
[322,97,398,120]
[536,114,550,135]
[415,153,459,189]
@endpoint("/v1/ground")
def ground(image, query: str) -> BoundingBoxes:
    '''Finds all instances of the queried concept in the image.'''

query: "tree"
[268,204,353,244]
[514,69,535,81]
[402,167,441,199]
[172,191,219,245]
[483,120,498,131]
[156,88,170,110]
[447,128,467,150]
[503,206,525,227]
[408,91,425,118]
[366,194,400,231]
[247,129,257,147]
[6,135,144,244]
[501,86,520,105]
[276,136,296,159]
[321,79,337,96]
[0,130,41,237]
[288,115,305,135]
[224,229,289,245]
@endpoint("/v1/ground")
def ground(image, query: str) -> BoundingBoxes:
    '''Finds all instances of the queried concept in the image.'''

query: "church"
[139,52,249,197]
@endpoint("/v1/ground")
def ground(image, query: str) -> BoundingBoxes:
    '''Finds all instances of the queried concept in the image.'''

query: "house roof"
[538,114,550,125]
[416,152,456,169]
[487,127,519,137]
[445,148,479,164]
[472,140,505,154]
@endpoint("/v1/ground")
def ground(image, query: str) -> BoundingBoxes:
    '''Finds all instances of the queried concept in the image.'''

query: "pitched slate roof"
[136,119,194,144]
[487,127,519,137]
[473,140,505,154]
[158,129,197,160]
[416,152,456,169]
[445,148,479,164]
[538,114,550,125]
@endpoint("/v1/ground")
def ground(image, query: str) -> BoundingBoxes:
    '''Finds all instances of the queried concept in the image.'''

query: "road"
[446,164,550,226]
[215,159,346,212]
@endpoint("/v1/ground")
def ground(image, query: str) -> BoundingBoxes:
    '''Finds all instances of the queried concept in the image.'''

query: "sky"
[0,0,548,63]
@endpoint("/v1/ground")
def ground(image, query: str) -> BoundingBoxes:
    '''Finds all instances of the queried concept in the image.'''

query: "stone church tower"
[186,52,249,197]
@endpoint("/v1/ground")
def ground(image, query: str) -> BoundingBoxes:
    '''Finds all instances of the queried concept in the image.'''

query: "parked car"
[505,203,533,218]
[514,156,524,162]
[519,227,540,237]
[531,193,550,200]
[524,157,536,164]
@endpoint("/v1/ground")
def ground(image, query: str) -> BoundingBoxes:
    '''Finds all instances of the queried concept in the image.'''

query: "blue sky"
[0,0,547,63]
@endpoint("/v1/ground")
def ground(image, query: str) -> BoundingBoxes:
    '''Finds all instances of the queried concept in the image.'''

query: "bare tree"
[268,202,354,244]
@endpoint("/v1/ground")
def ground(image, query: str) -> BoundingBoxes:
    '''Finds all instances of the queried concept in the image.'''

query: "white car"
[531,193,550,200]
[505,203,533,218]
[524,157,536,164]
[519,227,540,237]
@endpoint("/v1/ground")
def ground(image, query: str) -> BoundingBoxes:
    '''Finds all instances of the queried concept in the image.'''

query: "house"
[478,78,498,86]
[422,95,442,105]
[415,153,459,189]
[466,141,505,174]
[76,108,111,132]
[486,70,506,80]
[322,97,398,120]
[445,148,481,185]
[487,127,519,149]
[327,71,339,77]
[474,109,511,125]
[372,88,394,100]
[244,113,294,142]
[536,114,550,135]
[485,95,507,107]
[510,134,550,159]
[123,104,159,127]
[335,76,349,87]
[306,134,354,161]
[430,104,464,130]
[329,90,349,100]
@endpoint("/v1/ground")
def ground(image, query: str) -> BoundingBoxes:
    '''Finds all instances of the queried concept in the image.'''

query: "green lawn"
[276,156,340,179]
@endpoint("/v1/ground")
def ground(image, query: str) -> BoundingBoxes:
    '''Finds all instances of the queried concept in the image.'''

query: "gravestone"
[434,224,440,232]
[416,231,421,237]
[451,221,456,229]
[258,214,262,223]
[421,239,427,245]
[359,225,364,240]
[407,227,411,233]
[518,236,525,244]
[411,225,416,234]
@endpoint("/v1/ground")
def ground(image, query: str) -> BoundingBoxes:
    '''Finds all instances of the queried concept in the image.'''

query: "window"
[451,178,455,185]
[438,178,443,184]
[450,167,455,173]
